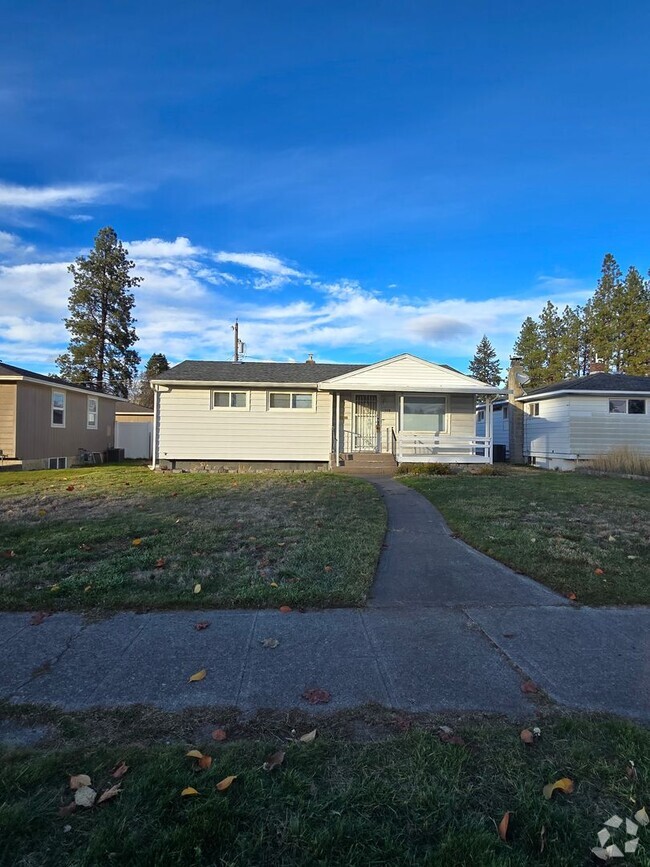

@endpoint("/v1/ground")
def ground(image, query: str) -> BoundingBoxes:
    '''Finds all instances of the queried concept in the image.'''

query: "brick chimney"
[589,360,607,374]
[507,356,527,464]
[305,353,315,365]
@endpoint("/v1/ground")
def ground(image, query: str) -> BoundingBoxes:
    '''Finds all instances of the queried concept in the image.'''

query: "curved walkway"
[0,478,648,725]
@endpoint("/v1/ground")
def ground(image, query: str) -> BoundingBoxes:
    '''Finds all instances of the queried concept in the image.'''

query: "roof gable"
[318,353,502,393]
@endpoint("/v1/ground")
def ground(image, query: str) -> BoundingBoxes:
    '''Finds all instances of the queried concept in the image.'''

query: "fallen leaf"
[66,485,75,492]
[50,583,60,593]
[608,535,617,542]
[70,774,92,790]
[302,688,331,704]
[498,811,512,842]
[263,750,285,771]
[132,538,142,546]
[74,786,97,808]
[155,558,165,568]
[186,750,204,759]
[269,582,278,588]
[2,549,16,558]
[566,592,577,601]
[279,605,292,613]
[324,565,332,572]
[542,777,574,800]
[97,784,121,804]
[212,729,227,742]
[58,801,76,817]
[181,786,199,796]
[79,544,92,551]
[261,637,279,648]
[193,583,202,594]
[299,729,318,744]
[520,729,535,745]
[634,806,649,826]
[194,621,210,631]
[84,584,92,592]
[110,761,129,779]
[198,755,213,770]
[216,775,237,791]
[188,669,207,682]
[626,761,638,781]
[29,611,51,626]
[521,680,539,694]
[594,567,604,575]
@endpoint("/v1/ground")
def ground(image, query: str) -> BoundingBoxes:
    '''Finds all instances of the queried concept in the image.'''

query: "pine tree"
[619,267,650,375]
[512,317,546,387]
[587,253,624,371]
[136,353,170,408]
[56,227,141,397]
[537,301,565,383]
[557,305,584,379]
[468,335,502,386]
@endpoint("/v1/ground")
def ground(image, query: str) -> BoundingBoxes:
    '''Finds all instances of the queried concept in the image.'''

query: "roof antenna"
[232,320,245,362]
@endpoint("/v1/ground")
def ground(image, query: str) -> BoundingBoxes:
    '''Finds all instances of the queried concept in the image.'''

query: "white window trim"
[48,457,67,469]
[87,396,98,430]
[399,394,449,434]
[477,409,485,422]
[529,403,540,416]
[267,391,317,412]
[211,390,250,411]
[609,397,646,415]
[51,390,66,428]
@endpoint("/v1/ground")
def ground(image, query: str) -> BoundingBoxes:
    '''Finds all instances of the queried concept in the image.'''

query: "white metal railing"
[397,434,492,464]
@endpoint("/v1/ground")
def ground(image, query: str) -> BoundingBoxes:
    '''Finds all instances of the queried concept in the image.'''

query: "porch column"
[335,392,341,467]
[485,397,494,463]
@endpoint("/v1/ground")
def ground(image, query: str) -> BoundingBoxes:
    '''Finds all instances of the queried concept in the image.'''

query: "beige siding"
[569,394,650,457]
[15,382,117,462]
[524,397,571,458]
[324,355,488,391]
[115,413,154,423]
[158,386,333,461]
[0,384,17,457]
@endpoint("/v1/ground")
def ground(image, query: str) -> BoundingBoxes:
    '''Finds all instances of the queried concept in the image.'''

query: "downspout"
[150,385,159,470]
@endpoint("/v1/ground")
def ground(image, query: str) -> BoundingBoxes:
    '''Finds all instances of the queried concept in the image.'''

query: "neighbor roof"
[0,361,121,397]
[116,401,154,414]
[521,372,650,401]
[153,360,366,385]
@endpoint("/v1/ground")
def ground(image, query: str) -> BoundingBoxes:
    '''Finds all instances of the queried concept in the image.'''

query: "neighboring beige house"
[151,353,504,471]
[115,402,154,459]
[0,362,123,470]
[518,372,650,470]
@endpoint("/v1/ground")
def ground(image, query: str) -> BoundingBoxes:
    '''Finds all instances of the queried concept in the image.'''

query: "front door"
[354,394,379,451]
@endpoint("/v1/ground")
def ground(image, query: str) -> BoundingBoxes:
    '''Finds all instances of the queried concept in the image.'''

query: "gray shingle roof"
[0,361,113,395]
[155,360,367,385]
[523,372,650,398]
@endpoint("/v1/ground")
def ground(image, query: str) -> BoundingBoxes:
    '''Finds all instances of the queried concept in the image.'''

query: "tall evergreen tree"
[619,266,650,375]
[136,353,170,408]
[468,335,502,386]
[587,253,624,371]
[537,301,564,383]
[56,227,141,397]
[512,317,546,387]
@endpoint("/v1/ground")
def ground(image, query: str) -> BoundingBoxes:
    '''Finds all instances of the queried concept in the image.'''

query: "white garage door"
[115,422,153,459]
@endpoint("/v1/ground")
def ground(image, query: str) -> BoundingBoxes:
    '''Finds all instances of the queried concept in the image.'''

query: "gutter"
[520,389,650,402]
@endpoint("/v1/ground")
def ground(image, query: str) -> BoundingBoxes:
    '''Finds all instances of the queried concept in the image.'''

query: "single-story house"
[115,401,154,459]
[0,362,123,470]
[519,372,650,470]
[150,353,504,471]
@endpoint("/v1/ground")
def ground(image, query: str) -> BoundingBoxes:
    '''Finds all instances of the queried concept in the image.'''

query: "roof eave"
[520,388,650,401]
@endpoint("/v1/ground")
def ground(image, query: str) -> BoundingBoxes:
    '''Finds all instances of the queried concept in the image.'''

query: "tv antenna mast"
[232,320,245,362]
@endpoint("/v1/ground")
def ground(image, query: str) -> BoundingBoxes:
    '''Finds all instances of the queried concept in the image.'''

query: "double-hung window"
[529,403,540,417]
[268,392,314,410]
[51,391,66,427]
[609,398,646,415]
[87,397,98,429]
[402,396,446,432]
[212,391,248,409]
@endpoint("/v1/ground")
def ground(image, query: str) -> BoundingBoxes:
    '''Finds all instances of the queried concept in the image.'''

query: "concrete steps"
[331,452,398,476]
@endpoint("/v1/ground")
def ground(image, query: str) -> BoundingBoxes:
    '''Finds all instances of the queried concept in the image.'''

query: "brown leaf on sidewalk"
[261,637,279,648]
[97,784,121,804]
[302,688,331,704]
[212,729,227,742]
[279,605,292,613]
[521,680,539,694]
[262,750,285,771]
[188,669,207,682]
[566,592,577,601]
[542,777,574,799]
[498,811,512,842]
[110,761,129,779]
[216,775,237,791]
[29,611,51,626]
[194,621,210,631]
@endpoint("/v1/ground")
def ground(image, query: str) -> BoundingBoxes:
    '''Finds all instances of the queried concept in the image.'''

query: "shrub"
[585,446,650,478]
[396,462,454,476]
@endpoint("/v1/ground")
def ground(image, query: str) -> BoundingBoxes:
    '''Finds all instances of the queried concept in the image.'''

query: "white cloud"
[0,230,35,257]
[0,181,113,210]
[214,251,305,277]
[69,214,94,222]
[127,236,205,259]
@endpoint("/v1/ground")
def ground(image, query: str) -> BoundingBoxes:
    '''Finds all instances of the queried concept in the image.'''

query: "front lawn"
[1,709,649,866]
[0,465,385,611]
[402,468,650,606]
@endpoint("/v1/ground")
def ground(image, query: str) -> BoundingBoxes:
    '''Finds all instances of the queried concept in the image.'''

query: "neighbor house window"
[51,391,66,427]
[529,403,540,417]
[502,405,509,419]
[402,396,446,432]
[477,409,485,422]
[609,398,646,414]
[268,392,314,410]
[212,391,248,409]
[48,457,67,470]
[87,397,98,429]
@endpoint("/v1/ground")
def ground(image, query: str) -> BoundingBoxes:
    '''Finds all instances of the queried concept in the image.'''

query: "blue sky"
[1,1,648,373]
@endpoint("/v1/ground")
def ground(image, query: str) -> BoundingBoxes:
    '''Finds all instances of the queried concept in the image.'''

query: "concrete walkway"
[1,478,648,721]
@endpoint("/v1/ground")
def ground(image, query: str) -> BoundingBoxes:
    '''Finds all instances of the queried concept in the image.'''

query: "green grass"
[0,465,386,611]
[402,468,650,606]
[1,713,648,866]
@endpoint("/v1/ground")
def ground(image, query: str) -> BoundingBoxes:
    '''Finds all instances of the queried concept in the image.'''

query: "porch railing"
[397,433,492,463]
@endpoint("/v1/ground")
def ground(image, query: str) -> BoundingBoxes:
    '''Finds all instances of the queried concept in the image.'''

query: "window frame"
[87,396,98,430]
[476,409,485,423]
[609,398,647,415]
[400,394,448,434]
[529,403,540,417]
[48,457,67,470]
[51,390,66,428]
[211,390,249,411]
[267,391,316,412]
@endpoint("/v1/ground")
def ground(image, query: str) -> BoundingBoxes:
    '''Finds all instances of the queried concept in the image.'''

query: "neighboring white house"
[115,402,154,459]
[516,372,650,470]
[476,399,510,461]
[150,353,504,471]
